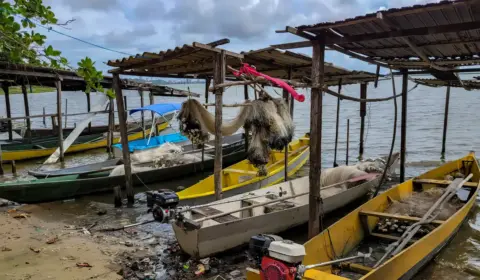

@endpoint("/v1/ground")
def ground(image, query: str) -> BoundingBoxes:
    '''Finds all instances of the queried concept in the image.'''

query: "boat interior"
[300,154,480,279]
[176,136,310,202]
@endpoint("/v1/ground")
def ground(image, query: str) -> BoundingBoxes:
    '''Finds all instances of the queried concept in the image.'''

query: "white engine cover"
[268,240,306,263]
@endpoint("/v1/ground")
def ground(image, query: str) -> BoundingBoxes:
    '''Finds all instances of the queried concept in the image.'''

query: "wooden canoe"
[0,122,168,161]
[0,135,246,203]
[247,152,480,280]
[176,135,310,206]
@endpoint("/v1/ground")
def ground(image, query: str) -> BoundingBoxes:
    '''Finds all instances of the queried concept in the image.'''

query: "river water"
[1,77,480,279]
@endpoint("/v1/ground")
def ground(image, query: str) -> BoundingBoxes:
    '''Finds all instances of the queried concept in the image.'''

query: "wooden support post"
[283,67,292,182]
[10,160,16,175]
[374,65,381,88]
[400,71,408,183]
[333,79,342,167]
[359,83,367,159]
[64,99,68,128]
[139,89,145,138]
[21,81,32,143]
[107,99,114,155]
[113,73,134,206]
[346,119,350,165]
[149,91,158,136]
[42,107,46,127]
[113,186,122,208]
[0,146,3,175]
[308,37,325,239]
[243,84,250,153]
[205,78,211,108]
[441,85,450,156]
[51,115,57,132]
[55,80,65,163]
[213,50,226,200]
[1,84,12,141]
[86,92,92,133]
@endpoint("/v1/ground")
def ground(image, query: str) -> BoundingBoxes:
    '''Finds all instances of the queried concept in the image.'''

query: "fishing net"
[130,142,183,164]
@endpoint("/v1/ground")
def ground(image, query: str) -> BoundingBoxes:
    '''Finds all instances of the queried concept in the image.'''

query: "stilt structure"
[400,71,408,182]
[213,51,226,200]
[346,119,350,165]
[149,91,157,136]
[112,73,134,205]
[283,68,292,181]
[333,79,342,167]
[21,80,31,143]
[86,92,91,133]
[55,80,65,162]
[1,83,12,141]
[441,85,450,156]
[107,99,114,155]
[359,83,367,159]
[243,84,249,154]
[139,89,145,138]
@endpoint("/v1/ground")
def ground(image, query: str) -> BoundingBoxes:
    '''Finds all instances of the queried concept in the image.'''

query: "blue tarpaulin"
[129,103,182,116]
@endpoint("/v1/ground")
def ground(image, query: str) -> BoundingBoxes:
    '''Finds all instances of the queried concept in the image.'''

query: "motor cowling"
[147,190,179,223]
[261,256,297,280]
[249,234,284,266]
[256,239,306,280]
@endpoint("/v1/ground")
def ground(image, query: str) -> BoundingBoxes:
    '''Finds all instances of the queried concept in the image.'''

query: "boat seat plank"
[223,169,258,175]
[359,210,444,225]
[338,262,373,275]
[413,179,478,188]
[369,232,416,244]
[191,206,239,223]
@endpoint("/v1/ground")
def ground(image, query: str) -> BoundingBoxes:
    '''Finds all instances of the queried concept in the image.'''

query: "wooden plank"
[309,37,325,239]
[213,50,226,200]
[359,211,444,226]
[192,206,239,223]
[192,42,244,59]
[400,71,408,182]
[369,232,416,244]
[21,81,32,143]
[333,80,341,167]
[0,69,84,81]
[1,84,13,141]
[55,81,64,162]
[271,40,313,50]
[413,179,478,188]
[359,83,367,159]
[339,262,373,274]
[441,85,450,155]
[113,73,134,205]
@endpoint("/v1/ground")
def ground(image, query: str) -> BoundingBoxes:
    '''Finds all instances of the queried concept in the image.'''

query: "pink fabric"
[232,63,305,102]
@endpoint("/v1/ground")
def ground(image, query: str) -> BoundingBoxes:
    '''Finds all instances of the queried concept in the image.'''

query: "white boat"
[173,154,399,258]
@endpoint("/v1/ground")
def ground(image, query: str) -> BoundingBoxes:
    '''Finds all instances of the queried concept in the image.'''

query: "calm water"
[1,77,480,278]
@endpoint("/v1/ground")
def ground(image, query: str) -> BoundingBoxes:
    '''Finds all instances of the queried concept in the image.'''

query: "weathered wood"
[192,42,244,59]
[42,107,46,127]
[213,51,226,200]
[441,85,450,155]
[138,89,145,138]
[374,65,381,88]
[244,84,250,155]
[413,178,478,188]
[334,80,342,167]
[359,210,444,225]
[86,92,92,133]
[64,99,68,128]
[55,81,64,162]
[204,78,211,108]
[149,91,157,136]
[51,115,57,132]
[327,44,390,68]
[308,38,325,239]
[284,67,292,182]
[113,186,122,208]
[10,160,16,175]
[0,69,84,81]
[0,146,3,175]
[271,40,312,49]
[21,81,32,143]
[346,119,350,165]
[107,99,114,155]
[1,84,12,141]
[359,83,367,159]
[113,73,134,205]
[400,71,408,182]
[123,96,128,121]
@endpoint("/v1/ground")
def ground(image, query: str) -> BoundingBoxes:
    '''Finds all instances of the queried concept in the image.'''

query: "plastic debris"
[195,264,206,276]
[13,213,30,219]
[76,262,92,268]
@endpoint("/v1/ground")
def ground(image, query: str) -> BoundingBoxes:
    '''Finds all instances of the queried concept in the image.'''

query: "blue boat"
[113,103,188,156]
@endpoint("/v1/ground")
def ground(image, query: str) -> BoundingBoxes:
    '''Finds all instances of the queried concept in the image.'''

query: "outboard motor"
[249,235,306,280]
[146,190,179,223]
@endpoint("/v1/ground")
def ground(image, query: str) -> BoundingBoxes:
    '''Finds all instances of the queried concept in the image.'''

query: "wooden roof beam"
[347,37,480,52]
[376,12,451,72]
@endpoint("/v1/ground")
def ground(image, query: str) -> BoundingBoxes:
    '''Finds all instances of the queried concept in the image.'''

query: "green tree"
[77,57,115,98]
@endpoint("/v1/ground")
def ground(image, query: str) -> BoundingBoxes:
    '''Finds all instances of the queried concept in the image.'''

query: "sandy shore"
[0,204,123,280]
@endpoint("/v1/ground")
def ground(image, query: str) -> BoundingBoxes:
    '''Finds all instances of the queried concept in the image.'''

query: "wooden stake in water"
[346,119,350,165]
[64,99,68,128]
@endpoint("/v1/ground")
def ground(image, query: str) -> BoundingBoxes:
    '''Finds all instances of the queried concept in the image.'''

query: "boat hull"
[173,175,379,258]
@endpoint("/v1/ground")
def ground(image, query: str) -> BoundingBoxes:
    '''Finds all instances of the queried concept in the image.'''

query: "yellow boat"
[176,135,310,206]
[247,152,479,280]
[1,122,168,161]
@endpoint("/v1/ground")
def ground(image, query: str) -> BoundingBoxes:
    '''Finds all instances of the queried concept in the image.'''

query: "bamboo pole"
[1,84,12,141]
[309,37,325,239]
[21,81,32,143]
[113,73,134,205]
[441,85,450,156]
[359,83,367,159]
[139,89,145,138]
[107,99,114,155]
[333,79,342,167]
[213,51,226,200]
[400,71,408,183]
[346,119,350,165]
[55,81,65,162]
[86,92,91,133]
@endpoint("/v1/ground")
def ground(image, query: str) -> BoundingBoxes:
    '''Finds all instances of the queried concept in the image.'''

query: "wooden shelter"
[273,0,480,237]
[106,39,378,205]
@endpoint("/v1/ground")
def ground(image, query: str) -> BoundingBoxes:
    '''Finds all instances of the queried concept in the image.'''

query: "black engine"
[146,190,180,223]
[249,234,283,266]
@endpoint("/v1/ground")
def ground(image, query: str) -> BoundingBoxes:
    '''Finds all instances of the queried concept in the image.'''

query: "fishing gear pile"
[178,96,294,174]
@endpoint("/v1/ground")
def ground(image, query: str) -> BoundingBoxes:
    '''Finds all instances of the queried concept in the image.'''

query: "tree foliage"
[0,0,68,68]
[77,57,115,98]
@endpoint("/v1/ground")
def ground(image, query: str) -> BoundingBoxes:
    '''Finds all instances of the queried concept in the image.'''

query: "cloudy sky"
[40,0,438,74]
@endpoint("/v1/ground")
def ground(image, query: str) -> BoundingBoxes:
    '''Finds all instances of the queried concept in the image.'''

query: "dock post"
[55,80,65,163]
[333,79,342,167]
[86,92,92,133]
[64,99,68,128]
[1,83,13,141]
[113,73,134,206]
[309,37,325,239]
[139,89,145,138]
[10,160,16,175]
[213,51,226,200]
[107,99,114,155]
[43,107,46,127]
[149,91,158,136]
[283,67,292,182]
[400,71,408,183]
[21,80,32,143]
[123,96,128,122]
[243,84,250,154]
[0,145,3,175]
[346,119,350,165]
[359,83,367,159]
[113,186,122,208]
[441,85,450,156]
